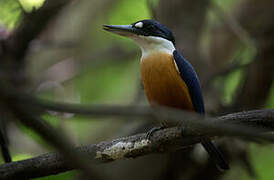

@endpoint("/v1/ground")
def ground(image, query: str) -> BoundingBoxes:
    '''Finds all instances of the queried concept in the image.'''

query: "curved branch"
[0,109,273,179]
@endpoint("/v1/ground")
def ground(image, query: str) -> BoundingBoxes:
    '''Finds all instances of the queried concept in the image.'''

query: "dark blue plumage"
[173,50,205,115]
[173,50,229,170]
[132,20,175,45]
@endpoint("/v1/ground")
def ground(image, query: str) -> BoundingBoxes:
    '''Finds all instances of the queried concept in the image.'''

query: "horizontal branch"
[0,109,273,179]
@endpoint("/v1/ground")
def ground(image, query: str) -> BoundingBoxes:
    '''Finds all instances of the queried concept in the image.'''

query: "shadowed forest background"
[0,0,273,179]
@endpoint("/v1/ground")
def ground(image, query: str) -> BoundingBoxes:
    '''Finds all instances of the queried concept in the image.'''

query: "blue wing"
[173,51,230,169]
[173,50,205,114]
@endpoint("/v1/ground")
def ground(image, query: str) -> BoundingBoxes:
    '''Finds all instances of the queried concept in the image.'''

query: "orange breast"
[140,52,195,111]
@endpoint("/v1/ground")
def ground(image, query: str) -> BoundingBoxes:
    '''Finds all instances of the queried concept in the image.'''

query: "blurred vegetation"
[0,0,273,179]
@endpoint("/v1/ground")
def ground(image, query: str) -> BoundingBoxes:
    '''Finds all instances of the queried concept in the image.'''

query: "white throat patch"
[134,22,143,28]
[131,36,175,59]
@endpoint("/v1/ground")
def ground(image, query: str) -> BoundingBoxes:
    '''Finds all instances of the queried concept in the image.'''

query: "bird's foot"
[145,126,165,140]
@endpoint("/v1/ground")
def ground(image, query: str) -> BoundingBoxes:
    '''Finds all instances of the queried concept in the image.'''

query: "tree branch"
[0,109,273,179]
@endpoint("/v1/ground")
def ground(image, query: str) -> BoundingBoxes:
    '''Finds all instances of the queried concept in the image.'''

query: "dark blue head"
[131,20,175,45]
[103,19,175,45]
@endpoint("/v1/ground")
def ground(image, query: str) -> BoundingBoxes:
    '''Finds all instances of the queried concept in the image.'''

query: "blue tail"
[201,138,229,170]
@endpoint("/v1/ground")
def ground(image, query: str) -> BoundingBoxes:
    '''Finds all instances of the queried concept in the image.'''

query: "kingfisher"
[103,19,229,170]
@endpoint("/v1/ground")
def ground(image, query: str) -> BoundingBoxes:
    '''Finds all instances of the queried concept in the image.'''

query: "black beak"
[103,24,137,36]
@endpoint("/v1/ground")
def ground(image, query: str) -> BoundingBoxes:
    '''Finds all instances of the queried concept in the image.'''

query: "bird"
[103,19,229,170]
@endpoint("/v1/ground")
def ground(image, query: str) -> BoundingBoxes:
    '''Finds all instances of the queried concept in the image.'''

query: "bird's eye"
[134,22,143,28]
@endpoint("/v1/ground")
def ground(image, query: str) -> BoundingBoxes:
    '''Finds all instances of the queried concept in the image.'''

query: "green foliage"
[93,0,151,48]
[18,0,45,12]
[0,0,45,28]
[266,85,274,108]
[242,144,274,180]
[38,171,77,180]
[12,153,33,161]
[222,70,243,104]
[0,0,21,28]
[75,60,138,104]
[108,0,150,24]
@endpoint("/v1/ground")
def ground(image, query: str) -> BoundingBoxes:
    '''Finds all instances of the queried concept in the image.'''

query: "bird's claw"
[145,126,164,140]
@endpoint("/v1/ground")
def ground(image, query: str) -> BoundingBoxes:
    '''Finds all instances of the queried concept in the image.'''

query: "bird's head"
[103,19,175,58]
